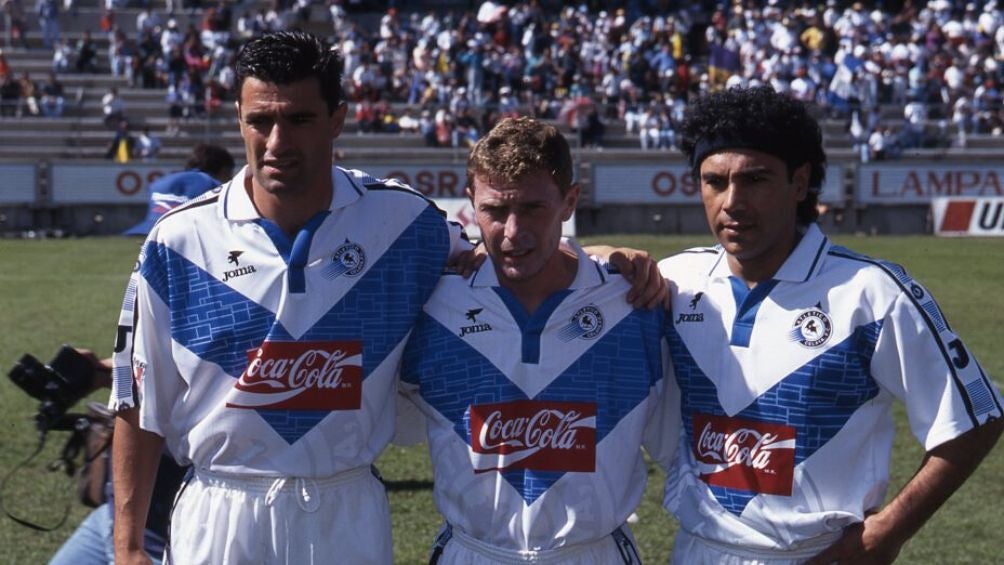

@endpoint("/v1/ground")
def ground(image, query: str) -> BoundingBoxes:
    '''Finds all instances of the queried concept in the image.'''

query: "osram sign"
[859,164,1004,204]
[362,164,574,238]
[593,163,844,204]
[932,197,1004,236]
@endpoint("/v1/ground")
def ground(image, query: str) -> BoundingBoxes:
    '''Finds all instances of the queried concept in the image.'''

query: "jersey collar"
[469,238,607,290]
[220,165,364,222]
[708,223,831,283]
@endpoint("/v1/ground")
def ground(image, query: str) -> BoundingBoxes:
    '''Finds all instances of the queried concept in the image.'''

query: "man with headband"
[656,86,1002,564]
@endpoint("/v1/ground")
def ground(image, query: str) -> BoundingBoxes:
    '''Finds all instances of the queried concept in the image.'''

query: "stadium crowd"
[1,0,1003,156]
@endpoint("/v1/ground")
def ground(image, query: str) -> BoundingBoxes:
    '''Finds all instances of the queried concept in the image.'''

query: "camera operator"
[47,352,187,565]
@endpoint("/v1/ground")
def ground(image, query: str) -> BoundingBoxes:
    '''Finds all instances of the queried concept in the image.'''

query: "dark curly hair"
[680,87,827,225]
[235,30,344,114]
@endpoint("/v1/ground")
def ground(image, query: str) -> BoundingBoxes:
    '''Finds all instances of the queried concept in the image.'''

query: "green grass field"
[0,235,1001,564]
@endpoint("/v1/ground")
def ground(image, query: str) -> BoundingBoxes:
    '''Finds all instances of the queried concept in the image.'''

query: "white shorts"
[166,466,392,565]
[670,529,837,565]
[430,524,642,565]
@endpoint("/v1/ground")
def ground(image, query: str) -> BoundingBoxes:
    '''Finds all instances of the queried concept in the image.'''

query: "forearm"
[872,418,1004,544]
[807,418,1003,565]
[112,406,164,560]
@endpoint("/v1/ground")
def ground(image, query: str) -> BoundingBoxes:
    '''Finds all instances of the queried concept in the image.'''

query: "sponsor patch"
[692,413,796,496]
[226,341,362,410]
[469,400,596,472]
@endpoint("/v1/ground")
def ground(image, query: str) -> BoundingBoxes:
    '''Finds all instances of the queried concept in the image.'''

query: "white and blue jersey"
[400,242,676,557]
[110,165,465,477]
[657,223,1002,554]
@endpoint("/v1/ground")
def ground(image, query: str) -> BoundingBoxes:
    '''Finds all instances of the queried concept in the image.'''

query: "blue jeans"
[49,503,165,565]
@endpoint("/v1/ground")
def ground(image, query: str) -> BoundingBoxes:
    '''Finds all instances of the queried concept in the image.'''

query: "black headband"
[691,134,789,171]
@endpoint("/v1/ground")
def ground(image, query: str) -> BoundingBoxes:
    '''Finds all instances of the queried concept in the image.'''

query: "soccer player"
[657,86,1003,564]
[109,31,469,565]
[399,117,677,564]
[109,32,664,565]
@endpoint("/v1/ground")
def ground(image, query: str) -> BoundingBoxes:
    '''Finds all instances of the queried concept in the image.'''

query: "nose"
[266,122,289,155]
[721,183,746,214]
[503,211,522,242]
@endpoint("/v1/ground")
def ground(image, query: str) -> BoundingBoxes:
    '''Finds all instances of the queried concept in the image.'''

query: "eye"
[245,116,271,131]
[702,177,727,191]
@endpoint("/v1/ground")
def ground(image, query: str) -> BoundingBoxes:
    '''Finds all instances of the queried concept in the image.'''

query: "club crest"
[789,309,833,347]
[324,240,367,279]
[558,305,604,342]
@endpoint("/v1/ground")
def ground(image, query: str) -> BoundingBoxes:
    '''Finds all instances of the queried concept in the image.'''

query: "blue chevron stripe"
[403,307,664,504]
[140,204,451,444]
[141,240,279,378]
[668,320,882,515]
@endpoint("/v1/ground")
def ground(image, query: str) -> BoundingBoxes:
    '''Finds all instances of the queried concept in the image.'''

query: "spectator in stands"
[420,108,436,146]
[98,7,114,36]
[397,108,419,133]
[16,69,36,116]
[2,0,29,50]
[135,6,161,42]
[868,124,889,161]
[179,67,204,118]
[0,69,20,116]
[51,37,71,72]
[101,85,125,128]
[160,17,182,62]
[75,30,99,74]
[136,30,161,89]
[36,0,60,49]
[136,126,161,160]
[580,103,605,148]
[165,83,182,135]
[104,119,134,161]
[658,106,676,150]
[39,70,63,117]
[0,46,8,78]
[639,102,660,150]
[901,96,928,148]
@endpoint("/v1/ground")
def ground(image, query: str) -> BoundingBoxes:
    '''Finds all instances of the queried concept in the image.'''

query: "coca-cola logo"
[226,340,363,411]
[691,413,796,496]
[469,400,596,473]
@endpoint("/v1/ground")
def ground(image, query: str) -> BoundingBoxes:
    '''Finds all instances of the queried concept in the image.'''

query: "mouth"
[263,159,297,174]
[721,221,753,236]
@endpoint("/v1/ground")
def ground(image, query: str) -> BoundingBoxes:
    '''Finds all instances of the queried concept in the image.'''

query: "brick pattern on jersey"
[141,205,451,444]
[668,320,882,515]
[142,240,277,378]
[402,305,663,504]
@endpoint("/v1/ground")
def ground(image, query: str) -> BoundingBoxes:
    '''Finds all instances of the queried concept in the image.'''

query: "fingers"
[803,523,865,565]
[450,243,487,278]
[628,265,668,309]
[622,252,667,309]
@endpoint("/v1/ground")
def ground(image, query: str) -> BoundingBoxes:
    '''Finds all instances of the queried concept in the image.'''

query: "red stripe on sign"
[940,200,977,231]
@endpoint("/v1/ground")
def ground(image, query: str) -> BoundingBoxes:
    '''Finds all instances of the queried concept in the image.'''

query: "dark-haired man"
[109,31,469,565]
[657,87,1002,564]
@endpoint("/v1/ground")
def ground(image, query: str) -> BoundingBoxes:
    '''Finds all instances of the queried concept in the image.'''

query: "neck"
[247,177,333,237]
[728,227,804,288]
[500,248,578,314]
